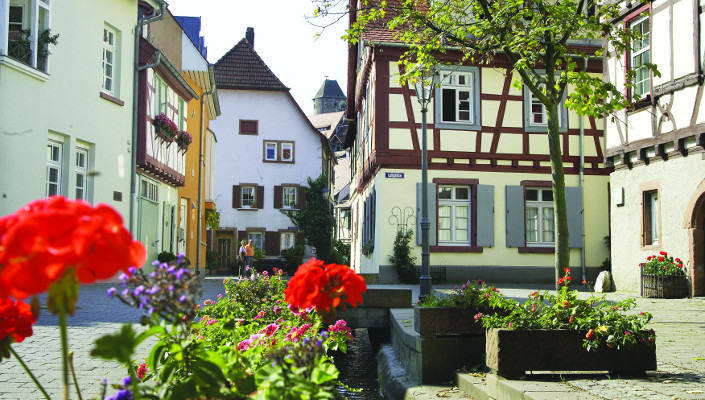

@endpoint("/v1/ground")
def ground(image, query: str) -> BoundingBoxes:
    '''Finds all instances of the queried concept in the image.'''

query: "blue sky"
[166,0,349,115]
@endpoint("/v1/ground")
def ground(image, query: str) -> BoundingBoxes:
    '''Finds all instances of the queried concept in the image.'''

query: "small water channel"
[334,328,386,399]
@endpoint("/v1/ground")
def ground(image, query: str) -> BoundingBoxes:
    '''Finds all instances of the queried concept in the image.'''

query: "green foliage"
[283,173,335,262]
[281,244,306,274]
[205,209,220,230]
[8,29,31,63]
[205,250,218,268]
[157,251,177,264]
[419,279,509,312]
[388,229,418,283]
[641,251,685,276]
[328,240,351,265]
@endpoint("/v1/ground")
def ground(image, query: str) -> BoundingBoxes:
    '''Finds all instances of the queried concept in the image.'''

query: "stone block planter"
[486,328,657,378]
[641,274,688,298]
[413,306,484,337]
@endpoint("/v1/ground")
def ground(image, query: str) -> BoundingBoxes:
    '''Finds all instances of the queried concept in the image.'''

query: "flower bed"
[640,252,688,298]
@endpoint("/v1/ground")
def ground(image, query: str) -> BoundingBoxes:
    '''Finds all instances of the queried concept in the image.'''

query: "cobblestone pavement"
[0,276,229,400]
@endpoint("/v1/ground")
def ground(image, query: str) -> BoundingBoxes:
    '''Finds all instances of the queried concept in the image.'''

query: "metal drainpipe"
[196,83,215,276]
[129,2,165,236]
[579,115,586,283]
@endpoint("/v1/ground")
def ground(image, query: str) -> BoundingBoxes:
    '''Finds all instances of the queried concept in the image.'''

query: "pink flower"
[206,319,217,326]
[217,294,223,299]
[237,339,252,351]
[136,363,148,380]
[258,323,279,337]
[474,312,483,321]
[254,311,266,320]
[204,299,212,305]
[508,322,513,329]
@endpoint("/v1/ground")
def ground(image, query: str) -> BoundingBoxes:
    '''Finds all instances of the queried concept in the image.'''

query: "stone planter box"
[486,328,657,378]
[414,306,485,337]
[641,274,688,298]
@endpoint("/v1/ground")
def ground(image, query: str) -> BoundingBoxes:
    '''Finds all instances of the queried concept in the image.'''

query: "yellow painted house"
[345,15,610,284]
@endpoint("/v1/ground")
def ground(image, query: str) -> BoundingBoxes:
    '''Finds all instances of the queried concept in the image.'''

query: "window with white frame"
[264,142,277,161]
[249,232,263,250]
[525,188,554,245]
[241,186,255,207]
[437,186,470,244]
[140,179,158,202]
[280,232,295,252]
[46,140,62,197]
[178,98,186,130]
[75,147,89,201]
[282,186,297,208]
[523,77,567,131]
[630,15,650,98]
[4,0,52,72]
[102,27,116,95]
[437,69,479,128]
[281,143,293,162]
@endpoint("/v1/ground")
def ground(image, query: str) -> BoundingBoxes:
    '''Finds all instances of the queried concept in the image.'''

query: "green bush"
[328,240,350,265]
[388,229,418,283]
[281,244,305,274]
[157,251,177,264]
[205,250,218,268]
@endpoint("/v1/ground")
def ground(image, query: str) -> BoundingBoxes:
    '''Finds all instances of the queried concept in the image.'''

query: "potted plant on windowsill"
[176,130,192,151]
[415,280,510,337]
[640,251,689,298]
[478,269,657,378]
[153,113,177,142]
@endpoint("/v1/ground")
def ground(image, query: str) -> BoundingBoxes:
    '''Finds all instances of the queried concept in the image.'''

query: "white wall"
[210,89,324,232]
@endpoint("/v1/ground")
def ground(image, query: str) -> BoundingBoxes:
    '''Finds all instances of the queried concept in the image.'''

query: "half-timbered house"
[605,0,705,295]
[345,2,611,283]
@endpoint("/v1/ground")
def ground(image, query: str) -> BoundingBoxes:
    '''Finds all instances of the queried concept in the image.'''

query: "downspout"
[579,115,586,283]
[196,71,216,276]
[129,1,165,236]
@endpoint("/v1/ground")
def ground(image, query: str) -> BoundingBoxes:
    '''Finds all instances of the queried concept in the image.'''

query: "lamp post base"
[419,275,432,301]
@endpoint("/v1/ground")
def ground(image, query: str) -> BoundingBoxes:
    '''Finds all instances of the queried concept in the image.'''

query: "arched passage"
[685,181,705,296]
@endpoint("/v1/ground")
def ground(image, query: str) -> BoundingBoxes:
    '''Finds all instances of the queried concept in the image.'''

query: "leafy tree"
[283,173,335,262]
[314,0,657,289]
[389,229,418,283]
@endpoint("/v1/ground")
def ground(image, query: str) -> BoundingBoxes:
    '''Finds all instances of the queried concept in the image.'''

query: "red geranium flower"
[0,196,146,299]
[659,251,668,256]
[284,258,367,313]
[0,296,37,344]
[658,257,664,262]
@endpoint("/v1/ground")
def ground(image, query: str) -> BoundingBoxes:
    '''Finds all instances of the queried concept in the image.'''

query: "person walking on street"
[245,239,255,276]
[238,239,247,277]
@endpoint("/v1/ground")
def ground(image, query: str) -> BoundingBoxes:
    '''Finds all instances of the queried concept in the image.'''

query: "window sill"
[263,159,295,164]
[518,246,555,254]
[626,96,652,114]
[0,55,49,82]
[430,245,484,253]
[237,207,259,211]
[100,91,125,106]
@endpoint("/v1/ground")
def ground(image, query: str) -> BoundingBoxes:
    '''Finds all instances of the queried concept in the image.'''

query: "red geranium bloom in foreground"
[0,296,37,343]
[0,196,146,299]
[284,258,367,312]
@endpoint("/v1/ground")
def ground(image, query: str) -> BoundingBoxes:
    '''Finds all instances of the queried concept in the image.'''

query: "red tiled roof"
[358,0,427,43]
[214,38,288,91]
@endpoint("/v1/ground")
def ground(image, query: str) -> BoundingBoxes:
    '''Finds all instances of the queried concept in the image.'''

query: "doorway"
[218,238,231,270]
[687,189,705,296]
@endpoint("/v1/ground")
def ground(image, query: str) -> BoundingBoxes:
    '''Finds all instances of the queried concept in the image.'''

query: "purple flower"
[148,286,160,295]
[133,285,144,296]
[175,268,187,280]
[106,389,133,400]
[123,376,131,385]
[121,288,130,297]
[179,294,187,302]
[149,271,156,278]
[118,273,129,281]
[168,285,174,291]
[107,287,117,298]
[152,260,160,266]
[128,267,136,274]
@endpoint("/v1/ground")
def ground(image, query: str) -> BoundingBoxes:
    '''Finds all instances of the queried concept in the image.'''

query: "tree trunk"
[547,101,570,291]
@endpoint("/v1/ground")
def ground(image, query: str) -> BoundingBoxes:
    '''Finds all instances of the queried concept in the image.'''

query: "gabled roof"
[214,38,289,91]
[308,111,345,140]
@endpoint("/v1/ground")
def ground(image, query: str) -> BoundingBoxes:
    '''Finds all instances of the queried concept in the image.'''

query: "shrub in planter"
[281,244,305,275]
[157,251,177,264]
[640,251,688,298]
[478,268,656,377]
[389,229,418,283]
[415,279,510,336]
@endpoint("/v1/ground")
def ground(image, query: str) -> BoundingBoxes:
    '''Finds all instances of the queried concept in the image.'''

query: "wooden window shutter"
[415,183,437,246]
[643,192,652,245]
[274,186,283,209]
[297,187,307,209]
[296,232,305,247]
[505,185,525,247]
[566,187,584,248]
[238,230,248,243]
[232,185,241,208]
[476,184,495,247]
[256,186,264,209]
[265,231,279,256]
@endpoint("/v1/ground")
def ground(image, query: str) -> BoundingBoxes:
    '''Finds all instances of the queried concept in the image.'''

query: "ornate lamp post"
[414,67,434,300]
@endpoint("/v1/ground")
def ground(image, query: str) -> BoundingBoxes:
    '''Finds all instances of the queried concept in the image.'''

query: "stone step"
[457,372,607,400]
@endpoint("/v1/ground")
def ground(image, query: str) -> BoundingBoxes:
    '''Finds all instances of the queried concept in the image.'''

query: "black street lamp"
[413,67,434,300]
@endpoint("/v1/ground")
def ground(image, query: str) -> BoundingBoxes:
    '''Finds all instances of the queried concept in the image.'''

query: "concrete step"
[457,372,606,400]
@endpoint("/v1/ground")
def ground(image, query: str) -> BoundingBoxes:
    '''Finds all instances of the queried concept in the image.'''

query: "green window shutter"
[566,186,584,248]
[505,185,525,247]
[416,183,437,246]
[476,184,495,247]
